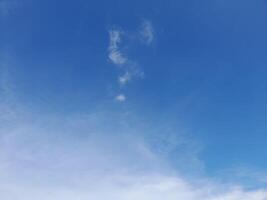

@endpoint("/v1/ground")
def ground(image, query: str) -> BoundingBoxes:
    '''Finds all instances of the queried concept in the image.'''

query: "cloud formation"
[0,70,266,200]
[118,71,131,86]
[108,30,127,65]
[140,20,154,45]
[0,101,267,200]
[0,68,266,199]
[115,94,126,102]
[1,16,266,200]
[108,19,153,102]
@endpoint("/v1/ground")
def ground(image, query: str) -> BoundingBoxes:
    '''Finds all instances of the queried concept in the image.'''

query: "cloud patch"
[108,19,154,102]
[118,71,131,86]
[140,19,154,45]
[115,94,126,102]
[108,30,127,65]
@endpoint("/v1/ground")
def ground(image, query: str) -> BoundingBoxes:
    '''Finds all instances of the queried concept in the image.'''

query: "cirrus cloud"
[108,19,154,102]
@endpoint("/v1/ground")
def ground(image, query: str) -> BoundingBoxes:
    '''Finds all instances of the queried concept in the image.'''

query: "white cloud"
[108,30,127,65]
[119,72,131,85]
[1,172,267,200]
[108,20,153,90]
[0,98,267,200]
[108,26,146,100]
[115,94,126,102]
[140,20,154,45]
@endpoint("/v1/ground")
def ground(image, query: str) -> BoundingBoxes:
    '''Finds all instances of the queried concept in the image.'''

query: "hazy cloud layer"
[0,113,267,199]
[0,88,266,199]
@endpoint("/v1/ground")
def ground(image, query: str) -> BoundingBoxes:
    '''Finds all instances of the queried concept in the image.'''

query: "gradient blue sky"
[1,0,267,199]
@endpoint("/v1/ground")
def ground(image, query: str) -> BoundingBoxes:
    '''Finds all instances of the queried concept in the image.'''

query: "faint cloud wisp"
[108,29,127,66]
[108,19,154,102]
[140,19,154,45]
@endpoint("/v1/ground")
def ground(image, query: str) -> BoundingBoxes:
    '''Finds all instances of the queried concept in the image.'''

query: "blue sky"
[1,0,267,199]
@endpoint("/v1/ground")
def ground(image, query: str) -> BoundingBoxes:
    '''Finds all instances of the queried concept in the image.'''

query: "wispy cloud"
[108,30,127,65]
[118,71,131,85]
[108,20,154,102]
[140,19,154,45]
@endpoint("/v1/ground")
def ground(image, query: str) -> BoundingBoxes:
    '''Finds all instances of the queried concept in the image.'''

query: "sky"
[1,0,267,199]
